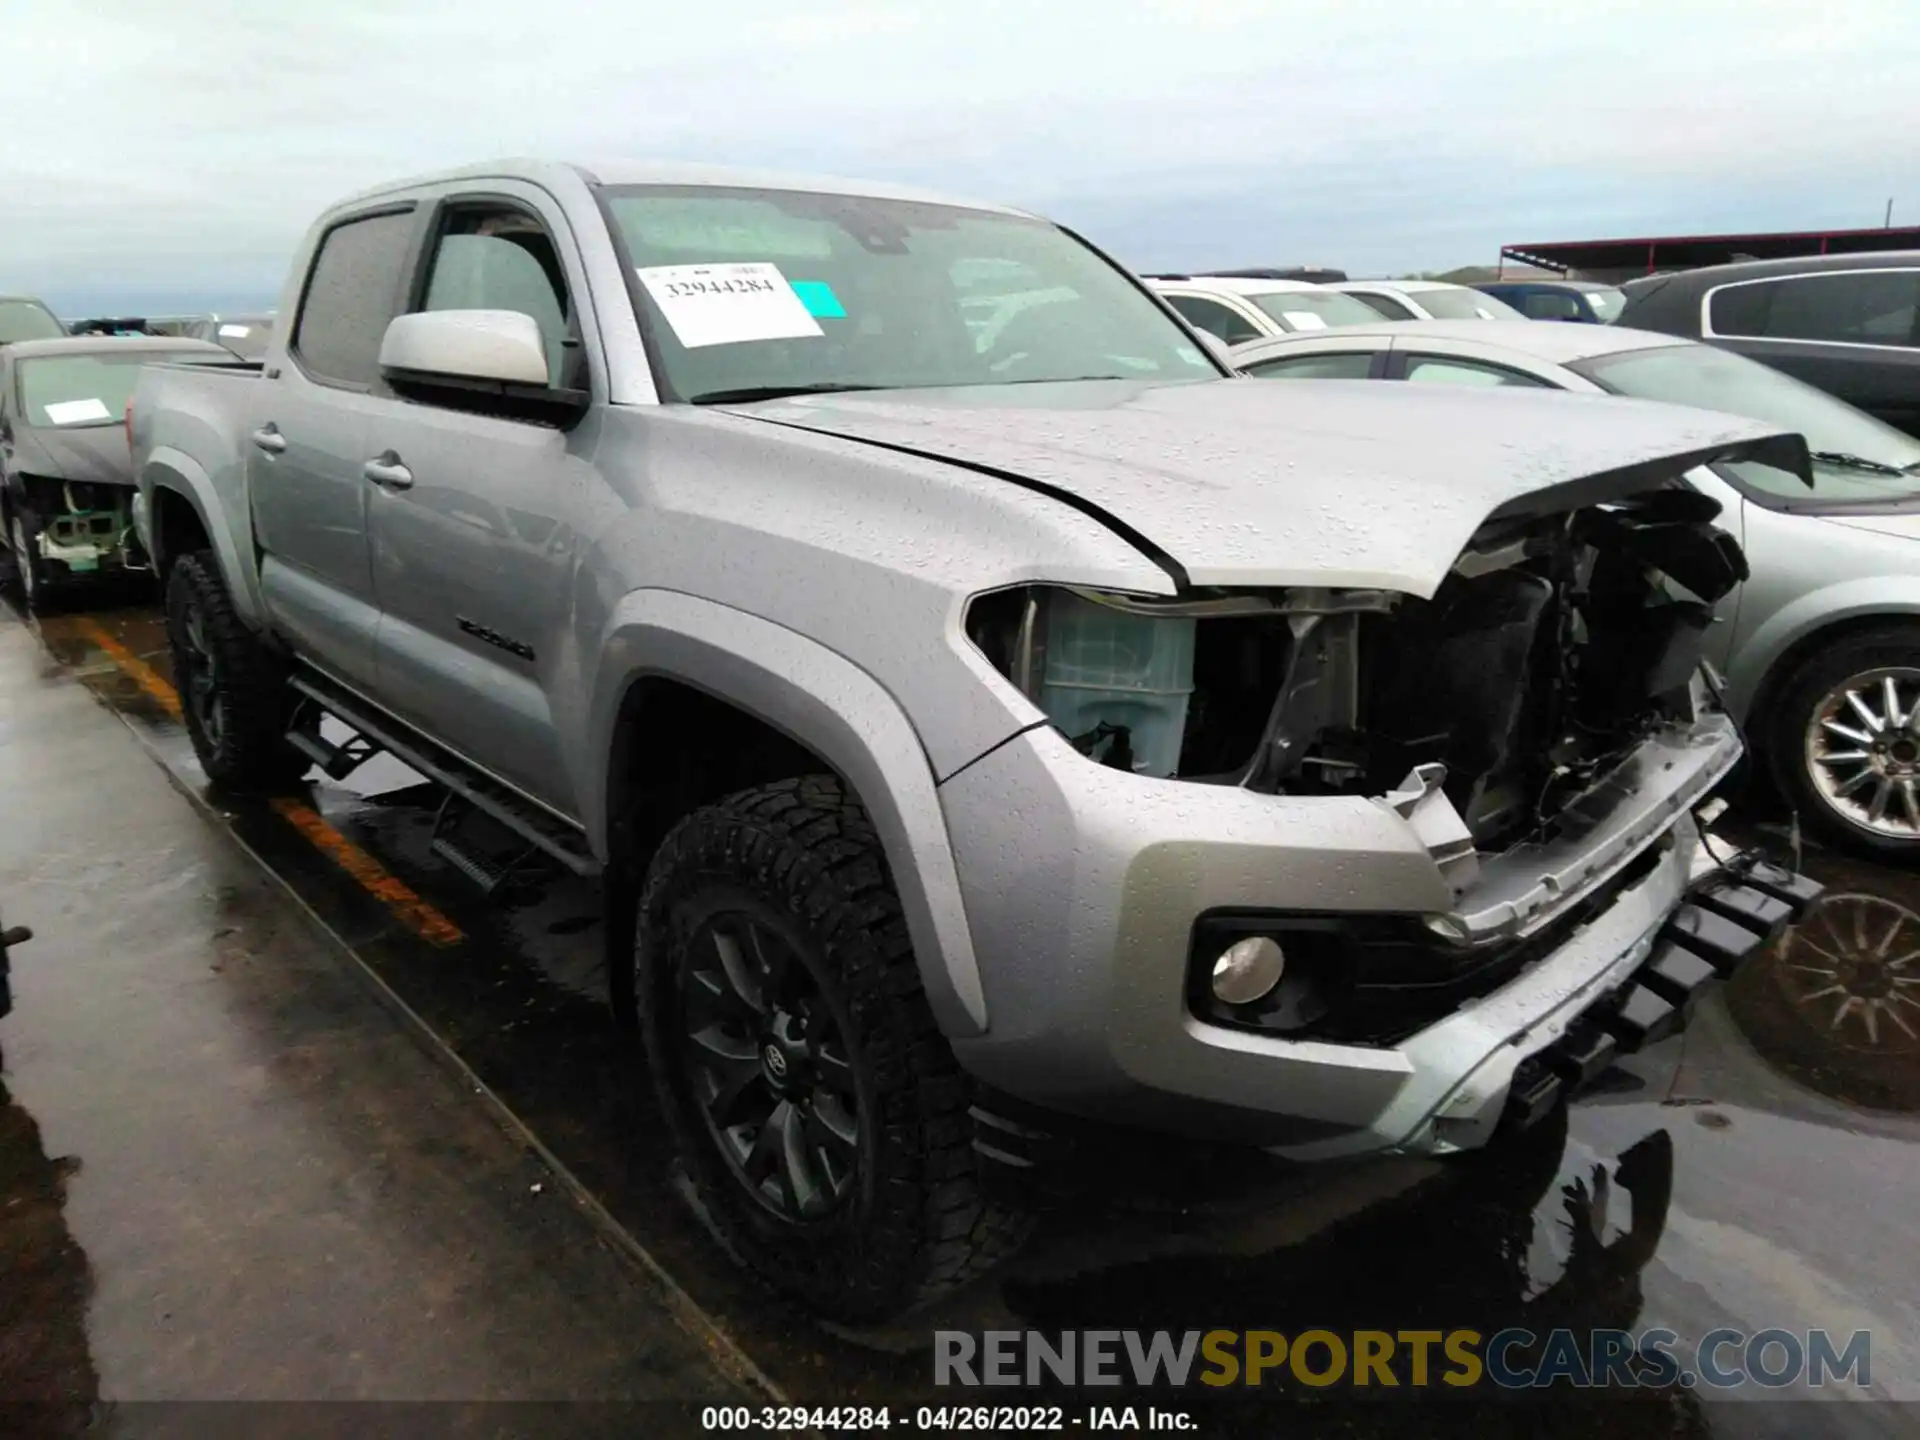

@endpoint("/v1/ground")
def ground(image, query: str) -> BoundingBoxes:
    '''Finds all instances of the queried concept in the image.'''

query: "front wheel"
[635,775,1030,1322]
[7,507,49,608]
[1771,626,1920,861]
[164,552,308,791]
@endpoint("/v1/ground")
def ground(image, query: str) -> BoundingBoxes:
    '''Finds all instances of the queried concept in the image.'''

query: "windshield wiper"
[1808,450,1917,477]
[687,383,887,406]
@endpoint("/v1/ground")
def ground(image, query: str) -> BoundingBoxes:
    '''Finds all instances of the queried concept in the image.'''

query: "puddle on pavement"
[13,595,1920,1435]
[0,1027,100,1437]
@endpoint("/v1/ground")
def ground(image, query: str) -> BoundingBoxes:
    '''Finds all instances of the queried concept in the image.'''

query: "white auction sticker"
[1282,311,1329,331]
[218,324,251,337]
[636,262,823,349]
[45,398,112,424]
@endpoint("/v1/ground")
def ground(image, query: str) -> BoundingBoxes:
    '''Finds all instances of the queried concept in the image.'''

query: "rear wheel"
[164,551,308,791]
[635,775,1030,1322]
[1771,627,1920,861]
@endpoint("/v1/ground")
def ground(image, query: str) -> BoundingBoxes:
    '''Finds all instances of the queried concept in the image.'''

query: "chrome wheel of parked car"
[1773,893,1920,1053]
[1774,629,1920,860]
[1804,666,1920,840]
[680,909,862,1222]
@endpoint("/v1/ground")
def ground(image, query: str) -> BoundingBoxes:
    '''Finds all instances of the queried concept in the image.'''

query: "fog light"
[1423,914,1472,946]
[1211,936,1286,1005]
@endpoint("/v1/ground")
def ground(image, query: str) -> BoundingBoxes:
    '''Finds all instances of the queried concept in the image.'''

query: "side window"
[292,209,417,387]
[1711,271,1920,347]
[1351,292,1417,321]
[1707,280,1774,337]
[1404,356,1551,388]
[1765,271,1919,347]
[419,204,576,386]
[1243,352,1374,380]
[1165,294,1263,345]
[1522,291,1584,320]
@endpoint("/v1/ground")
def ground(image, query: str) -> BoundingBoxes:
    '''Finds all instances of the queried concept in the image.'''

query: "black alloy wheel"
[679,905,863,1222]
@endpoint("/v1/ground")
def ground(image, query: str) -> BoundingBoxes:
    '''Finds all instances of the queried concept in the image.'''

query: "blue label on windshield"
[790,280,846,318]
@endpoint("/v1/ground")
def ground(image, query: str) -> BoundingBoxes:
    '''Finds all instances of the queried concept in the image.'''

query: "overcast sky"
[3,0,1914,313]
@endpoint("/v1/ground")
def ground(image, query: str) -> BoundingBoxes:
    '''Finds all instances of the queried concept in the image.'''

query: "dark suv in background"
[1477,279,1625,323]
[1619,251,1920,438]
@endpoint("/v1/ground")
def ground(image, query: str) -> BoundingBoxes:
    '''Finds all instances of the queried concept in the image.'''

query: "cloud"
[0,0,1914,309]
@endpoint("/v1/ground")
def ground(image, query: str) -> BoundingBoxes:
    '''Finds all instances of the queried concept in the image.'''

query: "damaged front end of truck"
[957,425,1825,1148]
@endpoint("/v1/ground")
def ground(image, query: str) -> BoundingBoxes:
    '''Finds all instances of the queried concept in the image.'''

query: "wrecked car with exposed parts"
[1,334,235,605]
[129,160,1821,1322]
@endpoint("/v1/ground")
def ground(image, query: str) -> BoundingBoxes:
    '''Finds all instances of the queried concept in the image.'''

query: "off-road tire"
[635,774,1032,1322]
[1768,626,1920,861]
[164,551,308,792]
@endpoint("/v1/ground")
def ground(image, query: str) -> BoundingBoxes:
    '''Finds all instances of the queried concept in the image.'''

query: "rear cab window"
[291,207,419,388]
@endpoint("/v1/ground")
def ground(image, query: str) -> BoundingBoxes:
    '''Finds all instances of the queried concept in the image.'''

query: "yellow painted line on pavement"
[72,617,182,720]
[269,798,465,948]
[71,616,464,948]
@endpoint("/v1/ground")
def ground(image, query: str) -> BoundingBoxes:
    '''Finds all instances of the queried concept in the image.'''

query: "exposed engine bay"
[13,475,143,576]
[967,484,1747,854]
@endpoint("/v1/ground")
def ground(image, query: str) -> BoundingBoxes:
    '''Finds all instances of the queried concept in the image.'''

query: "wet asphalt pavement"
[2,588,1918,1438]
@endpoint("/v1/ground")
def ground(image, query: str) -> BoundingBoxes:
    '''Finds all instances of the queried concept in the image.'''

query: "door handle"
[250,424,287,455]
[362,453,414,491]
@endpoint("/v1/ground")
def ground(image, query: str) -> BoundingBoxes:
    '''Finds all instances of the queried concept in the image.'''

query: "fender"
[1725,575,1920,722]
[140,446,271,631]
[583,588,992,1038]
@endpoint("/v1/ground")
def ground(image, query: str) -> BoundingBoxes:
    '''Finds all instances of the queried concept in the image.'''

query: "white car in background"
[1144,274,1383,345]
[1329,278,1526,322]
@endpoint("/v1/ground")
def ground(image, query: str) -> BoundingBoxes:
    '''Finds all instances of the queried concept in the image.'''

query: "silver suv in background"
[130,159,1818,1321]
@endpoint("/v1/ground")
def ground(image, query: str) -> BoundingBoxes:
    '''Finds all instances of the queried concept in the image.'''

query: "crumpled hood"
[9,424,135,488]
[731,379,1807,596]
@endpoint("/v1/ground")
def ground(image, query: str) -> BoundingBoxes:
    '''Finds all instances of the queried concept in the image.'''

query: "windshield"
[202,317,275,360]
[1574,342,1920,504]
[16,350,207,429]
[1411,288,1526,321]
[1248,290,1383,331]
[1585,287,1627,323]
[0,299,67,345]
[603,186,1218,402]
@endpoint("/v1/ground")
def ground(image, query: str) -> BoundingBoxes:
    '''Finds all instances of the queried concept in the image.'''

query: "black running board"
[286,671,601,880]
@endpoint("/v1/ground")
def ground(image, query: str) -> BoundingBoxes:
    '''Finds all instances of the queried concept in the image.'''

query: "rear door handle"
[362,453,414,491]
[250,424,287,454]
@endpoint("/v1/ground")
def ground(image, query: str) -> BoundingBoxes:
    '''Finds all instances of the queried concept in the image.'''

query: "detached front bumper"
[940,710,1816,1163]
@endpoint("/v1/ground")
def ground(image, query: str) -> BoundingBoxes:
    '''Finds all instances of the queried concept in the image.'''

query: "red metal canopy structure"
[1500,224,1920,283]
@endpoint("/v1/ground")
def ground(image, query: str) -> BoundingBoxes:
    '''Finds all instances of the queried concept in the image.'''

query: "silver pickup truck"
[130,159,1820,1322]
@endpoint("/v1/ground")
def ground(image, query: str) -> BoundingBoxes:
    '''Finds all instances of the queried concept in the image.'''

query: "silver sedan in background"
[1231,319,1920,861]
